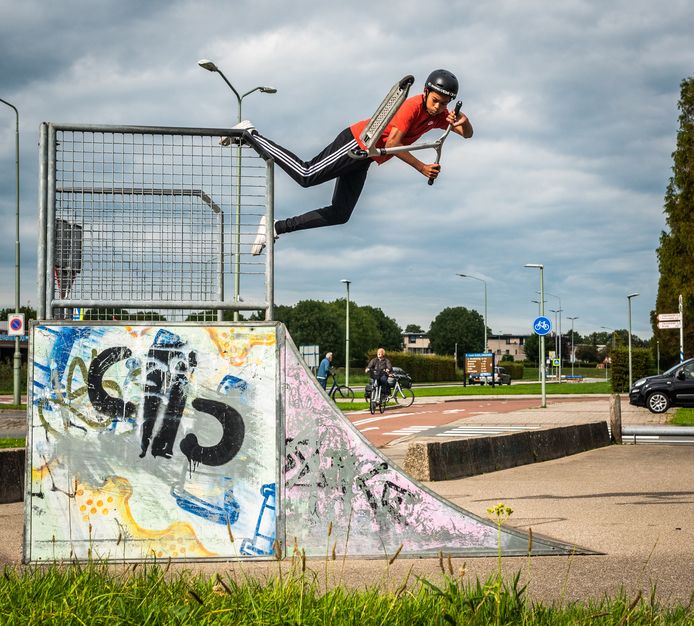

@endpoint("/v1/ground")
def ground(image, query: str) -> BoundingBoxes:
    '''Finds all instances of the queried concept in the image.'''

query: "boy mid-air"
[232,69,473,255]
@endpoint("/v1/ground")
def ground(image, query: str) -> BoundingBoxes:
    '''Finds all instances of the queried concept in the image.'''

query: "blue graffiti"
[171,479,240,526]
[217,374,248,395]
[33,326,95,400]
[240,483,276,556]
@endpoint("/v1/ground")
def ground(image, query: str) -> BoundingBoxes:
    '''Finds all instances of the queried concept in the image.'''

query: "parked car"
[468,366,511,386]
[629,357,694,413]
[389,367,412,388]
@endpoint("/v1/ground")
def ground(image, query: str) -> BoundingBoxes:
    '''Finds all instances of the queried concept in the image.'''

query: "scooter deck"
[359,75,414,149]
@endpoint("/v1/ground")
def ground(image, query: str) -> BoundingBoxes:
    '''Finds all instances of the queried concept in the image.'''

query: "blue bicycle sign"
[533,316,552,336]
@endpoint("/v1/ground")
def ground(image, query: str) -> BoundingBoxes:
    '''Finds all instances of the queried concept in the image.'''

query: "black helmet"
[425,69,458,99]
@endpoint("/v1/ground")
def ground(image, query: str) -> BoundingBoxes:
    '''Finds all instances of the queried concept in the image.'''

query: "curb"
[0,448,25,504]
[403,421,610,481]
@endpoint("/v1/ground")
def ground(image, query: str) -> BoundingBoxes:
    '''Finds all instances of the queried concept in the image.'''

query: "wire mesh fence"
[38,124,274,321]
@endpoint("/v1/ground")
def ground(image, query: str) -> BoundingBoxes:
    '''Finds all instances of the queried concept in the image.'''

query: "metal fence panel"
[38,124,274,321]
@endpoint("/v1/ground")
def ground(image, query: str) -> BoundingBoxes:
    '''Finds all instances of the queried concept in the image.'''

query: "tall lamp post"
[0,97,21,406]
[457,273,487,351]
[198,60,277,321]
[627,292,639,388]
[341,279,351,388]
[525,264,546,408]
[545,292,562,381]
[567,316,578,377]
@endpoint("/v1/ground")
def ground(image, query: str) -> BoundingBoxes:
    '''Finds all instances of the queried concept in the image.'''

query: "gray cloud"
[1,0,693,340]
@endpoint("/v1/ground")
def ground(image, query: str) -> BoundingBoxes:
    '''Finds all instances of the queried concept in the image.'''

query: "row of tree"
[1,304,653,370]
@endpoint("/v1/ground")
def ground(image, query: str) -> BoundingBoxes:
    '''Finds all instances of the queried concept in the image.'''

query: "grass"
[671,408,694,426]
[0,404,25,411]
[0,437,24,449]
[0,562,691,625]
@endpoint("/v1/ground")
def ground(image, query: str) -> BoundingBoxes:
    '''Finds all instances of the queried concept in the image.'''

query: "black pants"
[248,128,372,234]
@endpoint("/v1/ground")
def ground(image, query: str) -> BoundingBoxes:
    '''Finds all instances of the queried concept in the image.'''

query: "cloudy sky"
[1,0,693,339]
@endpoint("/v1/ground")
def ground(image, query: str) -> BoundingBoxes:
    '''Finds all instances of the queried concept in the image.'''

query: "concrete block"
[403,422,611,482]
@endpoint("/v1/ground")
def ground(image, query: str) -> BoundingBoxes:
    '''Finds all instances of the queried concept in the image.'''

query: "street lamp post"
[341,279,351,388]
[1,97,21,406]
[525,264,546,408]
[198,60,277,321]
[627,292,639,388]
[545,292,562,381]
[567,316,578,378]
[457,273,487,351]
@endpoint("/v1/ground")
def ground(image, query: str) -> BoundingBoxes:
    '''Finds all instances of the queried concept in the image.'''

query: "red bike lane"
[345,397,589,448]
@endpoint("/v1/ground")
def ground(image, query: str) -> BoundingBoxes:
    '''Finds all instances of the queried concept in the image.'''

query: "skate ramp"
[282,329,579,557]
[25,321,579,562]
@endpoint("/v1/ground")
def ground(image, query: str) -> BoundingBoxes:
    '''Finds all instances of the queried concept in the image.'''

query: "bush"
[500,361,524,380]
[365,350,456,382]
[610,347,652,392]
[0,361,28,394]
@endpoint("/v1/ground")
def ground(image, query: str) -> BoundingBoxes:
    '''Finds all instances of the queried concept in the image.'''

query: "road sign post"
[7,313,25,336]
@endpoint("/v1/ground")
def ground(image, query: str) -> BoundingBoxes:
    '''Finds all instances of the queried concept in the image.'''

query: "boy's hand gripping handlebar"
[428,100,463,186]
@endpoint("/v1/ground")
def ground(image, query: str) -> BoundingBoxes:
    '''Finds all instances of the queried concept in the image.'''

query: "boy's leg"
[275,159,371,234]
[248,128,359,188]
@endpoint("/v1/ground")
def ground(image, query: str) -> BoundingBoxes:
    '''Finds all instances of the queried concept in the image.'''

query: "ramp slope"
[282,329,579,557]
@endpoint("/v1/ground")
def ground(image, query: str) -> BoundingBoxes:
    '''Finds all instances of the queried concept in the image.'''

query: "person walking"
[316,351,333,390]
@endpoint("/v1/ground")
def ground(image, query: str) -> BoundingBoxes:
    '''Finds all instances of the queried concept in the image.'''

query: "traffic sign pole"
[679,294,684,363]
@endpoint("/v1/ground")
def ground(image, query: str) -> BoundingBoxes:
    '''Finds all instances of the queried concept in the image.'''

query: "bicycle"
[366,372,415,414]
[326,371,355,403]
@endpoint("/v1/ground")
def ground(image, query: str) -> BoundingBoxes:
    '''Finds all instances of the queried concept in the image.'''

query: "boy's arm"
[385,127,441,179]
[448,109,473,138]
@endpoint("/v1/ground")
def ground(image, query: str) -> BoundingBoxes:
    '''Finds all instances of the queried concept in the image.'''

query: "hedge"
[610,347,652,392]
[498,361,524,380]
[365,350,456,383]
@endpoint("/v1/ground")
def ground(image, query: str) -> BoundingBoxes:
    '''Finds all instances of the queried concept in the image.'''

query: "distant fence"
[37,123,275,321]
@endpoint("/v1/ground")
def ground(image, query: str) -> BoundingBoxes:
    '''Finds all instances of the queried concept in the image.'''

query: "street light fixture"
[525,264,546,408]
[545,292,562,381]
[456,273,487,351]
[341,279,351,388]
[0,97,21,406]
[198,59,277,321]
[627,292,639,388]
[567,316,578,378]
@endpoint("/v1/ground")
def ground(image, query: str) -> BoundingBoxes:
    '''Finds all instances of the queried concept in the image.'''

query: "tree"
[653,77,694,367]
[575,344,599,364]
[0,305,37,321]
[405,323,423,333]
[360,305,402,351]
[427,307,484,356]
[284,300,343,362]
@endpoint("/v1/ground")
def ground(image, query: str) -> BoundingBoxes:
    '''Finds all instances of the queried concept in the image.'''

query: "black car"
[629,357,694,413]
[390,367,412,388]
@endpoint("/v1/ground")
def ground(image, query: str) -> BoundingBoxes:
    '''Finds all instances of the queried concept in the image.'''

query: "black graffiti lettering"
[87,346,136,421]
[179,398,245,467]
[141,348,196,459]
[353,463,417,525]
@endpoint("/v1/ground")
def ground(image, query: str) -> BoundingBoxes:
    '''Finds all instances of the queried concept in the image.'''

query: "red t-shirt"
[350,94,449,164]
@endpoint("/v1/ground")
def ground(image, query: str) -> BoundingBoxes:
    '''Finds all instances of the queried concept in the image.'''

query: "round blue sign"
[9,318,22,332]
[533,316,552,336]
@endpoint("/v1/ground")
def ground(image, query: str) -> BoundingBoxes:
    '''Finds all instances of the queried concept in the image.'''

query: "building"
[401,331,431,354]
[487,334,531,361]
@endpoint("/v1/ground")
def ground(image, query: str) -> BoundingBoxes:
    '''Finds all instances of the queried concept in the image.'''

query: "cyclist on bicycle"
[365,348,393,400]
